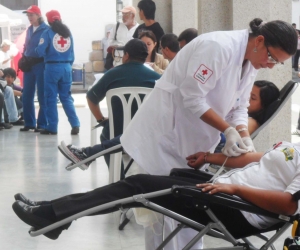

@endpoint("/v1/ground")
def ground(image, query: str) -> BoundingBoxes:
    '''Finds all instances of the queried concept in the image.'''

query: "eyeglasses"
[266,47,284,65]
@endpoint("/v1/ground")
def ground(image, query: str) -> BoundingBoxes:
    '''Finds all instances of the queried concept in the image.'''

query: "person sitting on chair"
[160,33,180,61]
[215,80,279,153]
[247,80,280,134]
[58,38,160,170]
[13,140,299,241]
[58,80,280,168]
[177,28,198,49]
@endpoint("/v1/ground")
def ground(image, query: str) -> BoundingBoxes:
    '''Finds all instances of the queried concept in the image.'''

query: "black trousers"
[51,174,260,239]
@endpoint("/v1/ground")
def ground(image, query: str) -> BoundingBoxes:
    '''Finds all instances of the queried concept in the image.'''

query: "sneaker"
[58,141,91,170]
[71,126,79,135]
[0,123,13,129]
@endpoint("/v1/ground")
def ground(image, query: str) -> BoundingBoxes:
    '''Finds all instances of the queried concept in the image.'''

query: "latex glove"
[222,127,248,157]
[242,137,256,152]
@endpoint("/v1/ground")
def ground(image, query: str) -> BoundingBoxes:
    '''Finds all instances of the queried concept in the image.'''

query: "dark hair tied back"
[249,18,264,36]
[248,17,298,55]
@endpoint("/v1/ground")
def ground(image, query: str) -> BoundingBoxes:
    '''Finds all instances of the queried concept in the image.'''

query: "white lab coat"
[121,29,257,176]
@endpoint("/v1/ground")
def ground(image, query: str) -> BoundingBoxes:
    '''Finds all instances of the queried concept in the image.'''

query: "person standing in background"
[133,0,164,52]
[102,26,112,70]
[108,6,138,67]
[293,29,300,71]
[20,5,48,132]
[0,40,13,69]
[36,10,80,135]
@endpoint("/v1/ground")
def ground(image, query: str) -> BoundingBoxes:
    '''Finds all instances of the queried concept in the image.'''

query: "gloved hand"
[222,127,248,157]
[242,137,256,152]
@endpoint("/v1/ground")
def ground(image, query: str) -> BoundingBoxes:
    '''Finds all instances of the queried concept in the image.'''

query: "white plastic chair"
[106,87,152,183]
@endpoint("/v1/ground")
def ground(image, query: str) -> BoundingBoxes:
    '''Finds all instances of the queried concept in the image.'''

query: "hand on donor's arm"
[186,152,206,169]
[196,183,237,195]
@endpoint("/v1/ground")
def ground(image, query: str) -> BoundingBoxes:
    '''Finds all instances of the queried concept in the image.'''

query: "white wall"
[38,0,116,64]
[292,0,300,27]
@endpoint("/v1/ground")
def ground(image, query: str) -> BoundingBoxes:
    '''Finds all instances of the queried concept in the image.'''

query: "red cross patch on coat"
[194,64,213,84]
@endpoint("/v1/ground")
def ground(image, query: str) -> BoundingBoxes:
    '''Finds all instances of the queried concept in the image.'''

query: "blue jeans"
[84,134,122,159]
[44,63,80,132]
[22,62,47,128]
[84,129,124,178]
[1,87,18,123]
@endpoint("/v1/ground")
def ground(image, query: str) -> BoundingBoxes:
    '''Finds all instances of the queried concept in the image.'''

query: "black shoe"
[71,127,79,135]
[0,123,13,129]
[40,130,57,135]
[20,126,36,132]
[14,193,50,206]
[12,201,71,240]
[11,119,25,126]
[34,127,45,133]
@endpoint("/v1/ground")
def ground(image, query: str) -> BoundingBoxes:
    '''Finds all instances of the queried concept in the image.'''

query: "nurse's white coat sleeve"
[179,40,230,118]
[225,82,252,127]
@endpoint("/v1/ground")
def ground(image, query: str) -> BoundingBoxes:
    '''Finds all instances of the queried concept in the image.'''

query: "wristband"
[97,117,105,123]
[237,127,247,133]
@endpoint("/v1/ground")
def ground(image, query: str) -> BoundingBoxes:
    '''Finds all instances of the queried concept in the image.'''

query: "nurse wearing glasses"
[121,18,297,250]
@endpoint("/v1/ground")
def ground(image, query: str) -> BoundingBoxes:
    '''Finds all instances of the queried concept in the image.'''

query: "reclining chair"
[27,183,300,250]
[62,80,299,230]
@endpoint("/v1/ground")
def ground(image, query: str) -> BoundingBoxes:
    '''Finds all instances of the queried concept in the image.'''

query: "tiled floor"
[0,96,293,250]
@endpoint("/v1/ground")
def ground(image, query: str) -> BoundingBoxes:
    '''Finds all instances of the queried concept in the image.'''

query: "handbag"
[18,54,32,72]
[104,22,120,70]
[104,48,115,70]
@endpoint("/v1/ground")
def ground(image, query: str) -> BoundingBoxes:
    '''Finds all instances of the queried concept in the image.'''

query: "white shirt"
[121,29,258,176]
[102,37,109,58]
[214,141,300,229]
[0,50,11,69]
[108,22,139,66]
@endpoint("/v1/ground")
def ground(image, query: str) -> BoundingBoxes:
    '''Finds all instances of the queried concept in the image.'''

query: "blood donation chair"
[26,182,300,250]
[61,80,299,230]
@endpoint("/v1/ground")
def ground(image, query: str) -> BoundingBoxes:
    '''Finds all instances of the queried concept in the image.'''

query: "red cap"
[46,10,61,23]
[23,5,41,15]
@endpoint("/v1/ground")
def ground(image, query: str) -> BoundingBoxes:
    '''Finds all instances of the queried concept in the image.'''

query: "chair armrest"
[171,185,293,222]
[170,168,212,182]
